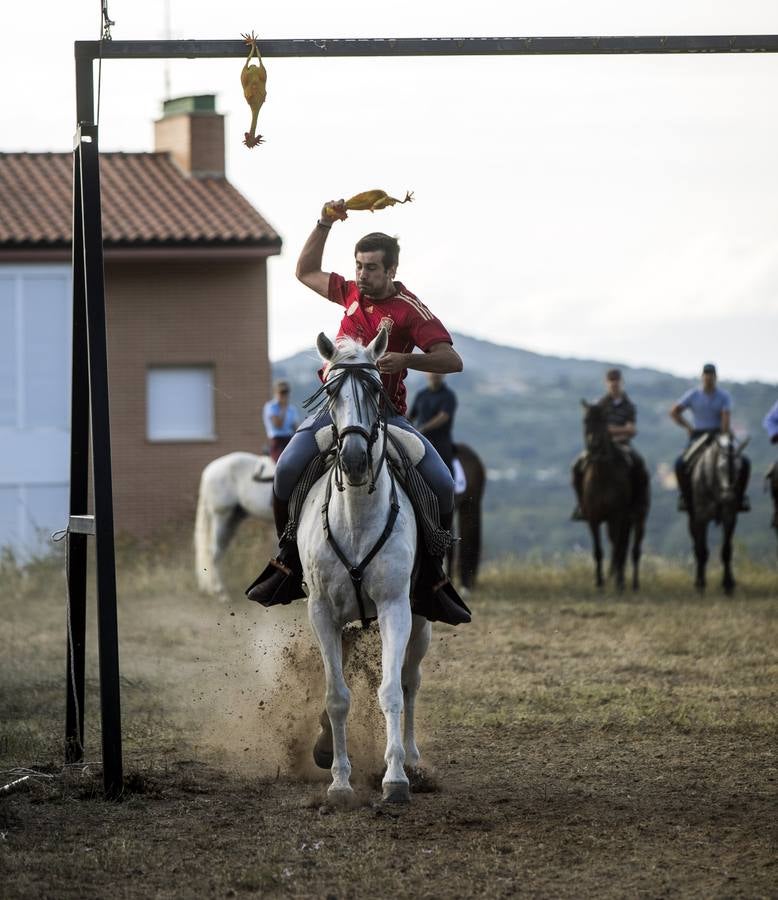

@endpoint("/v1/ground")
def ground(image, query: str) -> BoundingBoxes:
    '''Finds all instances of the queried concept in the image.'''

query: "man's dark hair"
[605,368,622,382]
[354,232,400,270]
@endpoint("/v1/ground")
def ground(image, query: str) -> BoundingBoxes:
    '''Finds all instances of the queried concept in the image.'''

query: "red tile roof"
[0,152,281,249]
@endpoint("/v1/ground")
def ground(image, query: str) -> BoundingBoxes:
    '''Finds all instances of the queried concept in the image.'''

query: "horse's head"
[581,399,611,457]
[713,433,744,505]
[316,329,389,488]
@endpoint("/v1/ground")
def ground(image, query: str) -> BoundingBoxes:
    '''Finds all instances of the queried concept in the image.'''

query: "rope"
[96,1,115,127]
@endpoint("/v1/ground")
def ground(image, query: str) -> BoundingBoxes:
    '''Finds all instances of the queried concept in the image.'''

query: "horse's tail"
[194,471,221,594]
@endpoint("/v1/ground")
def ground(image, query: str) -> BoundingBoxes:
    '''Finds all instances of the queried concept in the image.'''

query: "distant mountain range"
[273,333,778,560]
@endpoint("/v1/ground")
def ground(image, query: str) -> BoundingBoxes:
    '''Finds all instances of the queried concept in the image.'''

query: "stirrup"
[245,555,305,607]
[411,559,471,626]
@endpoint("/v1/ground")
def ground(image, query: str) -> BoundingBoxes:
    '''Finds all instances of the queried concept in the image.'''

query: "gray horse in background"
[684,434,749,594]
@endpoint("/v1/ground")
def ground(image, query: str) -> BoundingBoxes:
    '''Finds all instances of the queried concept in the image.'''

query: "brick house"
[0,95,281,555]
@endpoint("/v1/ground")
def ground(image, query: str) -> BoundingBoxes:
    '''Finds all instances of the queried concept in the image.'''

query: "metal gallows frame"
[69,33,778,799]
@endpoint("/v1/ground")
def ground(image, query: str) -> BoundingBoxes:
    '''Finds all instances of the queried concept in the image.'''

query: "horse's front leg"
[377,600,413,803]
[690,516,708,593]
[720,510,737,595]
[313,630,357,770]
[607,517,629,592]
[402,614,431,772]
[308,599,353,802]
[631,513,646,592]
[589,521,604,588]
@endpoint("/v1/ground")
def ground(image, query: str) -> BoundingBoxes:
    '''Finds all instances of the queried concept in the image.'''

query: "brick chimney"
[154,94,225,177]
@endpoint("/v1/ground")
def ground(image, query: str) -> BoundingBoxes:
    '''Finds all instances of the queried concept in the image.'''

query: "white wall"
[0,265,71,560]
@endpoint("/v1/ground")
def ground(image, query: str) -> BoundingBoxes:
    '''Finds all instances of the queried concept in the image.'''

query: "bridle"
[304,361,394,494]
[584,408,616,463]
[303,360,400,629]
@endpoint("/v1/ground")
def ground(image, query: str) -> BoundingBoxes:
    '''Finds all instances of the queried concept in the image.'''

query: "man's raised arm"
[295,199,346,298]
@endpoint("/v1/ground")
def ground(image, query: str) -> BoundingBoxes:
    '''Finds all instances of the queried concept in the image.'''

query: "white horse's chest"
[297,474,416,623]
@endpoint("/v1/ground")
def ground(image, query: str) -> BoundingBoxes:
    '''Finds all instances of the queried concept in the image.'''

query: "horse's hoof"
[326,787,356,808]
[723,582,736,596]
[382,781,410,804]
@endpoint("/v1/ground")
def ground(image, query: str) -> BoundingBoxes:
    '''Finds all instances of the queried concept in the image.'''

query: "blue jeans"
[275,412,455,515]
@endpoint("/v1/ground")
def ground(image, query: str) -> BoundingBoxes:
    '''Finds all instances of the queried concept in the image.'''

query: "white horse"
[194,452,276,596]
[296,330,431,804]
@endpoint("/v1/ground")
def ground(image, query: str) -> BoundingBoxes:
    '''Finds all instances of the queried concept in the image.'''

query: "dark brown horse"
[768,461,778,551]
[684,434,748,594]
[448,443,486,591]
[579,401,648,590]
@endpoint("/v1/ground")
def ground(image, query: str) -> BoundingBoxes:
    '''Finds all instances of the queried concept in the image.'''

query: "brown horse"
[578,401,648,591]
[767,460,778,555]
[448,443,486,591]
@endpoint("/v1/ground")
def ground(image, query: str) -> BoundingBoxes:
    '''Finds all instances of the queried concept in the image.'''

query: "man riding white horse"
[246,198,470,626]
[670,363,751,513]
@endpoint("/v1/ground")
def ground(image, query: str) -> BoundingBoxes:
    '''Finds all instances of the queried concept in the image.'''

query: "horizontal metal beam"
[76,34,778,62]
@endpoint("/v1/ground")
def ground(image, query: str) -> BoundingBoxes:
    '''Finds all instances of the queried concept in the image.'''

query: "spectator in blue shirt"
[263,380,301,462]
[763,399,778,444]
[670,363,750,511]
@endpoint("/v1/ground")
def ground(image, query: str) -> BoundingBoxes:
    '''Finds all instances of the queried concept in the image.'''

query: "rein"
[305,360,399,629]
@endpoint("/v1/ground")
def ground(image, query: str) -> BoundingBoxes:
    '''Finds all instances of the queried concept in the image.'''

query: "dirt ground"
[1,550,776,899]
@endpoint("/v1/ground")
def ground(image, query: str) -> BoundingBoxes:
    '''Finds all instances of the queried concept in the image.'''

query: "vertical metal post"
[76,123,123,799]
[65,143,89,764]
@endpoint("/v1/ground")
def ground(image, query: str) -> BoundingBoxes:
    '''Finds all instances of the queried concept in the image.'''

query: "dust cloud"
[156,597,388,783]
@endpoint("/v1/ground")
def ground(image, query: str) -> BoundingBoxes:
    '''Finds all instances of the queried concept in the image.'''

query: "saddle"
[582,442,633,470]
[681,433,714,471]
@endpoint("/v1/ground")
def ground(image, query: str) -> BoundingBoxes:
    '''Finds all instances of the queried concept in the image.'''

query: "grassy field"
[1,534,776,898]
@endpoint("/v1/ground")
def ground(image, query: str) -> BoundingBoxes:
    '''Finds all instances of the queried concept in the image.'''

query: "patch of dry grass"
[1,548,777,899]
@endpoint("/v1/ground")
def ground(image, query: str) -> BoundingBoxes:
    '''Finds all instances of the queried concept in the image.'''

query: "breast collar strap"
[321,464,401,630]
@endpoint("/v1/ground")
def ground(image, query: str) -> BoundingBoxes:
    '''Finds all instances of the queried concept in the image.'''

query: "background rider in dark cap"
[572,367,650,519]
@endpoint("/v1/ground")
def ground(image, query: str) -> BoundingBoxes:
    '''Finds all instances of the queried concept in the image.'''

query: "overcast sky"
[4,1,778,383]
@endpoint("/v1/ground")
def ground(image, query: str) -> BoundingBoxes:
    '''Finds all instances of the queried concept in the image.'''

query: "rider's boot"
[245,494,306,607]
[411,511,471,626]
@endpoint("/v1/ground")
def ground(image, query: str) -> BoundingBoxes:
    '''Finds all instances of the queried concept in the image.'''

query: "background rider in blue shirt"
[262,380,301,462]
[669,363,750,512]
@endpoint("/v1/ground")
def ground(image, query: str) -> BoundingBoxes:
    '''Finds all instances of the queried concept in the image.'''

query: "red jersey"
[327,273,452,415]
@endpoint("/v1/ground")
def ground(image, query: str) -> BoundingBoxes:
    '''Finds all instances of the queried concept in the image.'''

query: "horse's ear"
[367,326,389,361]
[580,398,590,410]
[316,332,336,361]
